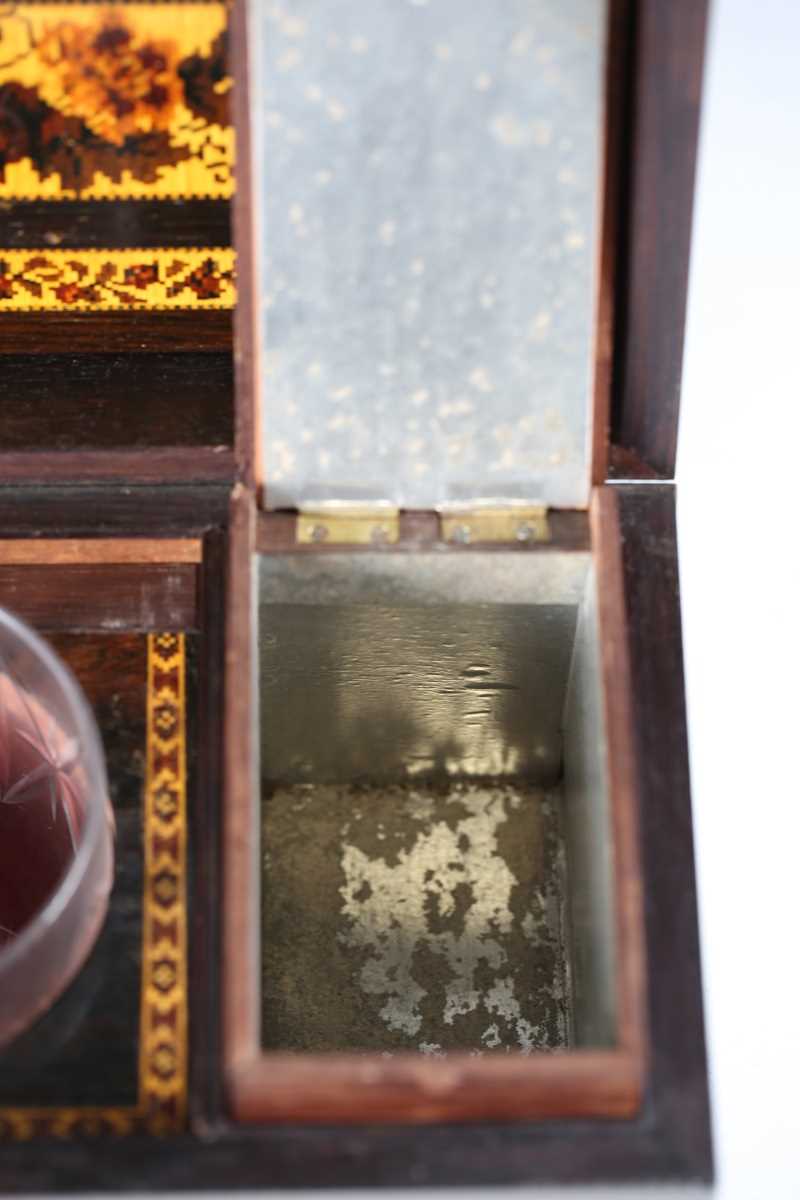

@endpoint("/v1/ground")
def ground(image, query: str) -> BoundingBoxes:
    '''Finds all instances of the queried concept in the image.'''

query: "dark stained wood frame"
[0,449,236,486]
[0,485,231,538]
[591,0,633,484]
[609,0,710,477]
[0,537,205,632]
[0,312,233,356]
[231,0,258,497]
[0,448,235,484]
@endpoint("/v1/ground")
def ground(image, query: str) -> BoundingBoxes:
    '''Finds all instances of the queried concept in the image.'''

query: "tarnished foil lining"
[257,553,616,1054]
[262,782,571,1054]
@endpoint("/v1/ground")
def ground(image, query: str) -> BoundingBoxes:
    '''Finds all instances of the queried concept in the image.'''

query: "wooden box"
[0,0,711,1189]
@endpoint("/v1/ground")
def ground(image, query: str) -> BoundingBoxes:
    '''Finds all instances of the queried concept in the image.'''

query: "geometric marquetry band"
[0,635,189,1140]
[140,632,189,1134]
[0,250,235,310]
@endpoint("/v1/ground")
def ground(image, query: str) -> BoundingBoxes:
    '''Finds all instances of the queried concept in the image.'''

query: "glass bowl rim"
[0,605,110,976]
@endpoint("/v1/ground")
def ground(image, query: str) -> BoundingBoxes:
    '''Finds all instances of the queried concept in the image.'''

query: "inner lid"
[249,0,607,511]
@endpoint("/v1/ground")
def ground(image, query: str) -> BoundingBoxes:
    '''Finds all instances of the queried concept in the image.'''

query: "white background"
[674,0,800,1193]
[48,0,800,1196]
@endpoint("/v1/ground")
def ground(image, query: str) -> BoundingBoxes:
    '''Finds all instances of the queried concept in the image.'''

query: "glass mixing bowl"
[0,607,114,1049]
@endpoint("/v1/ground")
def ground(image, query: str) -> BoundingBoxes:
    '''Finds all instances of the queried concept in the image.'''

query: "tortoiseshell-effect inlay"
[0,3,233,200]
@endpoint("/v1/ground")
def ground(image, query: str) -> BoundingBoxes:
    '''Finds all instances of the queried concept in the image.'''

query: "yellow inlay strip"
[0,540,202,566]
[0,4,232,200]
[140,633,189,1132]
[0,634,189,1140]
[0,249,235,310]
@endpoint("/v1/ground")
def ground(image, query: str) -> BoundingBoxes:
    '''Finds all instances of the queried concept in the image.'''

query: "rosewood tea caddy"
[0,0,711,1189]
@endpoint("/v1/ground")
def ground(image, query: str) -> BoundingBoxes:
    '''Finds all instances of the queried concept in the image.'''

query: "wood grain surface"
[0,485,230,536]
[0,312,233,355]
[610,0,709,476]
[1,353,232,451]
[0,202,231,251]
[0,539,201,565]
[0,563,198,631]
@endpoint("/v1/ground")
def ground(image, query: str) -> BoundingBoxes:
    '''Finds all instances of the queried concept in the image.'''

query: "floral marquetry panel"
[0,2,233,200]
[0,248,235,309]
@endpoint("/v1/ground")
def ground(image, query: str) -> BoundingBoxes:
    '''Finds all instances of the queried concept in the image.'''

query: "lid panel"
[251,0,606,511]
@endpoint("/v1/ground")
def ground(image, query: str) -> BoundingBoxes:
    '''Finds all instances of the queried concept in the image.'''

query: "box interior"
[257,549,616,1055]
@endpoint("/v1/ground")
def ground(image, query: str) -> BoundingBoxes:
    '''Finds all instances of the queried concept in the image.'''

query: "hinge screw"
[370,524,390,546]
[310,523,329,543]
[516,522,535,542]
[450,524,472,544]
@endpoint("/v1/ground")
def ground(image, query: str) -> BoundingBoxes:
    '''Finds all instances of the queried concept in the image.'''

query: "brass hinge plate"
[296,507,400,546]
[440,505,550,545]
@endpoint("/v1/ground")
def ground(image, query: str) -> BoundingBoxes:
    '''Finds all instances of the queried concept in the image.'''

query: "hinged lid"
[245,0,608,513]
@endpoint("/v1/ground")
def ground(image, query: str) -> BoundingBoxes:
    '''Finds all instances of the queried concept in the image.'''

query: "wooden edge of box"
[223,484,260,1074]
[230,0,259,497]
[591,485,649,1070]
[222,483,647,1125]
[609,0,709,477]
[227,1048,643,1126]
[590,0,632,486]
[0,448,236,486]
[0,540,202,566]
[0,539,204,632]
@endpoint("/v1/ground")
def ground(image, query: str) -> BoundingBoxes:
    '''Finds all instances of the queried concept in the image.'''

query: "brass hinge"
[296,506,400,546]
[439,504,550,545]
